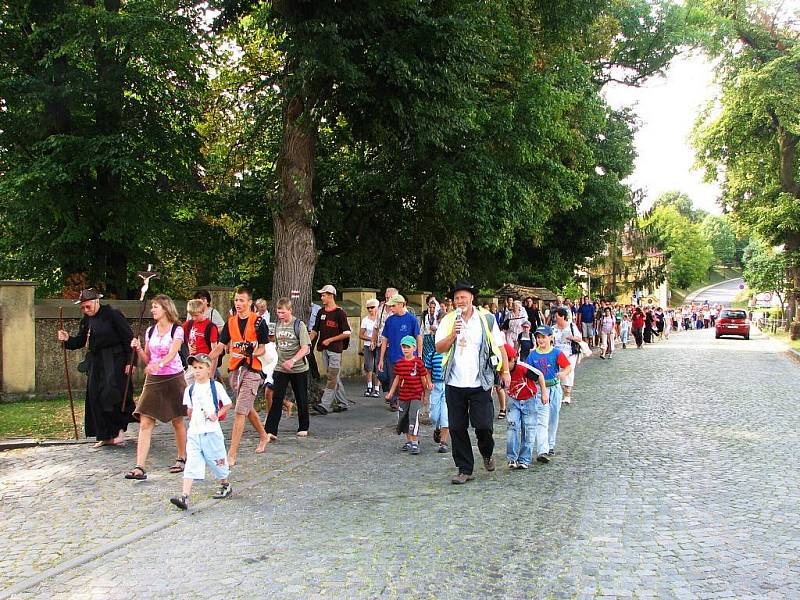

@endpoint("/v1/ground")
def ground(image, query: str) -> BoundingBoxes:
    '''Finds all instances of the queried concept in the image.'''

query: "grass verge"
[758,327,800,352]
[0,397,85,440]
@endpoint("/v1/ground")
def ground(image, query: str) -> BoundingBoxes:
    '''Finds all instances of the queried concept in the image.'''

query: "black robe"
[64,304,136,439]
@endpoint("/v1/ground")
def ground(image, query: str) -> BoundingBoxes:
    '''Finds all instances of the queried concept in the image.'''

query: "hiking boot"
[483,456,496,472]
[451,472,475,485]
[213,483,233,499]
[170,495,189,510]
[433,428,441,444]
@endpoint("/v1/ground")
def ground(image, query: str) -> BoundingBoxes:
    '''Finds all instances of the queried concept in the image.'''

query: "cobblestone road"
[2,327,799,599]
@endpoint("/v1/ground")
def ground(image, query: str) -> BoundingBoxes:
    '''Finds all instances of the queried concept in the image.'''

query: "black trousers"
[445,385,494,475]
[265,370,310,434]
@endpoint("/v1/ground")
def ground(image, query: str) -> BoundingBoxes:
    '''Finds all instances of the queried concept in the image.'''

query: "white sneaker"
[562,396,571,405]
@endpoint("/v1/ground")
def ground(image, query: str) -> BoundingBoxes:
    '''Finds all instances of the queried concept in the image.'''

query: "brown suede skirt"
[134,373,187,423]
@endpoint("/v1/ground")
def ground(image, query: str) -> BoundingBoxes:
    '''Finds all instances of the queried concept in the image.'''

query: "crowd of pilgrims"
[58,285,720,506]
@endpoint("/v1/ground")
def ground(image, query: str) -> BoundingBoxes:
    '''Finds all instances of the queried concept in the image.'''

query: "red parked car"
[715,309,750,340]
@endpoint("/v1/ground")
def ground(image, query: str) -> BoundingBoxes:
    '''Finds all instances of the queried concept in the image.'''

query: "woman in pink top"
[125,294,188,480]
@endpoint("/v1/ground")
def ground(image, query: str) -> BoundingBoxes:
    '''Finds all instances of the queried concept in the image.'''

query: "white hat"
[317,284,337,296]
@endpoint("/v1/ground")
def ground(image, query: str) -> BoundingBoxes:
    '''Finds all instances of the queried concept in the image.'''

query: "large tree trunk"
[272,93,318,323]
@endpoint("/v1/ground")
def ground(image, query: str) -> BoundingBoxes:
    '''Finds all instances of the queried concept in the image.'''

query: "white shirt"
[361,315,376,348]
[261,341,278,383]
[553,321,581,357]
[435,309,503,388]
[183,380,232,435]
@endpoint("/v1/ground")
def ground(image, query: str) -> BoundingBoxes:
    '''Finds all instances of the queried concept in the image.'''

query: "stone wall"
[1,284,387,399]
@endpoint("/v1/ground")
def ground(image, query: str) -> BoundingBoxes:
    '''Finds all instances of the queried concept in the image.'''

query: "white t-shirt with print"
[183,381,232,435]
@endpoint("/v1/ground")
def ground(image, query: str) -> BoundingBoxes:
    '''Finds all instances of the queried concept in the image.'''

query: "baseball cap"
[400,335,417,347]
[386,293,406,306]
[365,298,379,308]
[534,325,553,337]
[317,284,337,296]
[504,343,517,359]
[187,353,213,367]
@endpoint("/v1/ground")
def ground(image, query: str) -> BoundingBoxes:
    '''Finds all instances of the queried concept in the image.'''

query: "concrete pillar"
[341,288,378,317]
[405,290,431,315]
[0,281,37,395]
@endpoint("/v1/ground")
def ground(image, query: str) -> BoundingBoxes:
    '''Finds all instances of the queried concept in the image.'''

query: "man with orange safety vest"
[209,287,270,466]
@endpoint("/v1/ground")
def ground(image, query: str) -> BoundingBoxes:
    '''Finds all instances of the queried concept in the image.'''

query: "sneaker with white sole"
[517,463,529,470]
[410,443,420,455]
[507,460,518,469]
[212,483,232,499]
[401,441,413,452]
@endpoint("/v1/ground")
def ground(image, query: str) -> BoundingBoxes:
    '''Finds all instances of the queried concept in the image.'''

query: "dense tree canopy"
[691,0,800,322]
[0,0,694,302]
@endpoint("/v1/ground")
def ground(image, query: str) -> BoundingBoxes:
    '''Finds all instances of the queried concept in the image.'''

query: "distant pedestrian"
[632,308,645,348]
[599,307,615,359]
[359,298,380,397]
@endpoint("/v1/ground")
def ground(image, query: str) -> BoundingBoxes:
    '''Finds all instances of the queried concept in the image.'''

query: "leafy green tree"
[0,1,212,297]
[742,237,786,313]
[651,191,709,224]
[643,205,714,289]
[207,0,693,312]
[701,214,737,266]
[691,0,800,325]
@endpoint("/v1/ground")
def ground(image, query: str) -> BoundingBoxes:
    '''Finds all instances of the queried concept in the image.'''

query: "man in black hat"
[435,281,510,484]
[57,289,137,446]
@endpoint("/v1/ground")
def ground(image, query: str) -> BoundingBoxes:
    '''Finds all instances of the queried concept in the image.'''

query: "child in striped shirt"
[385,336,431,455]
[424,346,449,453]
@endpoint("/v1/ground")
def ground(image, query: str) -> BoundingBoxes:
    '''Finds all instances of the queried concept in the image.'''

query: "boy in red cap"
[504,343,548,469]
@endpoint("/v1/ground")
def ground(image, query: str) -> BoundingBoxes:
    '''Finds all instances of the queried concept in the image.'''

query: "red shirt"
[393,357,427,402]
[184,318,219,355]
[632,313,645,328]
[508,363,539,400]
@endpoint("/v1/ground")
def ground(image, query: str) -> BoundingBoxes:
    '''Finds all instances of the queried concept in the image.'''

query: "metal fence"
[757,317,788,333]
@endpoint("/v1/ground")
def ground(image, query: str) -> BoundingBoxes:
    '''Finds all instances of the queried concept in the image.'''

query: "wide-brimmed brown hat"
[74,289,103,304]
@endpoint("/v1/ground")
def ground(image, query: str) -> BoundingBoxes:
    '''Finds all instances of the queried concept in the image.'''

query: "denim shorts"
[185,431,229,480]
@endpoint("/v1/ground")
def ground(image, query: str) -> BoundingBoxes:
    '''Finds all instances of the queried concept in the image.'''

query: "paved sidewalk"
[3,328,800,599]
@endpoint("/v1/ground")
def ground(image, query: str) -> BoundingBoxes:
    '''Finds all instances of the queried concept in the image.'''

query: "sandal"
[498,410,506,420]
[169,458,186,473]
[124,465,147,480]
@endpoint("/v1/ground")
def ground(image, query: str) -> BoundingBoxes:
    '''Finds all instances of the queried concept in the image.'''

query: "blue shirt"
[382,311,420,364]
[578,303,595,324]
[526,348,567,382]
[424,351,444,382]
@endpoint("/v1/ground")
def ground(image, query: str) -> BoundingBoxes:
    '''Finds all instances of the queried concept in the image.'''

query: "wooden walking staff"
[59,306,80,440]
[121,265,160,412]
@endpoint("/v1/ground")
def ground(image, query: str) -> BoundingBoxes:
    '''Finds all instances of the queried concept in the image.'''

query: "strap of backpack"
[188,383,195,408]
[210,381,220,414]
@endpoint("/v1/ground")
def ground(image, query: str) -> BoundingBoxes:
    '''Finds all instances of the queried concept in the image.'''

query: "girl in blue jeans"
[504,344,548,469]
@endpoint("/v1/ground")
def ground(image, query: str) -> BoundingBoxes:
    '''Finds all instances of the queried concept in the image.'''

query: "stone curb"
[0,438,94,452]
[0,430,376,600]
